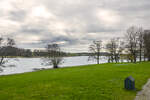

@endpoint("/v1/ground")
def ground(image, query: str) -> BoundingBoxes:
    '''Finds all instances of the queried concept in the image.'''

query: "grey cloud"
[8,9,26,21]
[41,35,79,46]
[0,0,150,52]
[19,25,46,34]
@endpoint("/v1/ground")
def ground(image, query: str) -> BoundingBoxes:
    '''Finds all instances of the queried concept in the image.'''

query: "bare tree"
[44,43,64,68]
[106,39,116,63]
[144,30,150,61]
[88,40,102,64]
[0,37,15,68]
[0,37,4,66]
[125,26,139,63]
[106,38,124,63]
[137,27,144,62]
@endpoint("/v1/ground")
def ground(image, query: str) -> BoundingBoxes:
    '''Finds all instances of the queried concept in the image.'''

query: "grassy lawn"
[0,62,150,100]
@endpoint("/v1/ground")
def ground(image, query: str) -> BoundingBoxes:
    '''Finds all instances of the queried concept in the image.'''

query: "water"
[0,56,108,75]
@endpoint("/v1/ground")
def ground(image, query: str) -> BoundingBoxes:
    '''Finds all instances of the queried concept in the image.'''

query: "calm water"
[0,56,108,75]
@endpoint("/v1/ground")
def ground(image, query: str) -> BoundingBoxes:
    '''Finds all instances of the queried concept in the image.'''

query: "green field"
[0,62,150,100]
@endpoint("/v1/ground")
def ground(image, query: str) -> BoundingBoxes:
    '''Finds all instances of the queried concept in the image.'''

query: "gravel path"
[135,79,150,100]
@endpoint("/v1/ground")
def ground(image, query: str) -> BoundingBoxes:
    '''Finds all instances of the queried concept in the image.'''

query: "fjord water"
[0,56,108,75]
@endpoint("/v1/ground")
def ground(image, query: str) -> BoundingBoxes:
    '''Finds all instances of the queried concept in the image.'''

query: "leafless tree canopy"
[123,26,149,63]
[137,27,145,62]
[0,37,16,70]
[144,30,150,61]
[106,38,124,63]
[44,43,64,68]
[88,40,102,64]
[125,26,139,63]
[7,38,15,46]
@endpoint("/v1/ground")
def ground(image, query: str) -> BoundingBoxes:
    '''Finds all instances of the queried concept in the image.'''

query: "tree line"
[0,26,150,69]
[89,26,150,64]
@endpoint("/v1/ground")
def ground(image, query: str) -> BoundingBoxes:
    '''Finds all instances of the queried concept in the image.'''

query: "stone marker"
[125,76,135,90]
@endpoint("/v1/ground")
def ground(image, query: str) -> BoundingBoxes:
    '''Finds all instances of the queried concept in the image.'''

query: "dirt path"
[135,79,150,100]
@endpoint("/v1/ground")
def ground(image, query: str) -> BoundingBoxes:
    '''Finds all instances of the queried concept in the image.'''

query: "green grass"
[0,62,150,100]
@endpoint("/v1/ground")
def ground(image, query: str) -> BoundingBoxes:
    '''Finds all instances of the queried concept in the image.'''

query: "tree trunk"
[139,48,142,62]
[0,56,4,66]
[108,56,110,63]
[53,65,58,68]
[148,54,150,61]
[97,56,99,64]
[143,49,146,61]
[97,52,100,64]
[133,54,136,63]
[111,54,114,63]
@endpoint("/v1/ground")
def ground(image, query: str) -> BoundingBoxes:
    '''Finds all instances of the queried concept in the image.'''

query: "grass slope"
[0,62,150,100]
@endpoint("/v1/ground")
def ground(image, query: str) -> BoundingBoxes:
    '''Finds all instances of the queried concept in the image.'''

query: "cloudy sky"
[0,0,150,52]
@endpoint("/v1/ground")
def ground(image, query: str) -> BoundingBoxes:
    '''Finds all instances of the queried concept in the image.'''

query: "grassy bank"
[0,62,150,100]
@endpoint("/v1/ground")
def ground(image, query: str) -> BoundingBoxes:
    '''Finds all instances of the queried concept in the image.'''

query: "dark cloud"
[41,35,79,46]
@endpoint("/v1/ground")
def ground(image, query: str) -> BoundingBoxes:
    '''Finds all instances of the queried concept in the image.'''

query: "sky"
[0,0,150,52]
